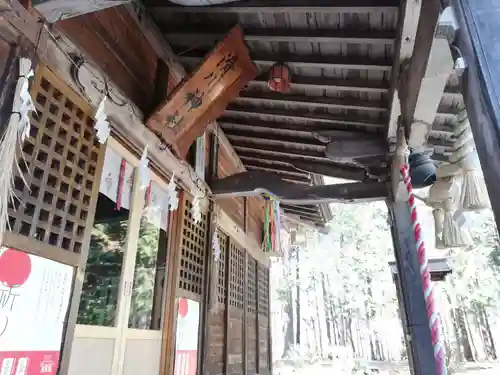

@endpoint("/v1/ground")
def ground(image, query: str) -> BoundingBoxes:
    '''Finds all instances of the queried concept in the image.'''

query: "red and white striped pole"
[400,164,447,375]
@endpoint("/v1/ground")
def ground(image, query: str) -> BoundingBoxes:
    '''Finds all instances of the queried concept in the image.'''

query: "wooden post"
[200,131,220,375]
[243,251,248,375]
[451,0,500,233]
[387,198,437,375]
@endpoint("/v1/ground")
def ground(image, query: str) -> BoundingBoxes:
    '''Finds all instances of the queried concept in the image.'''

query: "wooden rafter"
[225,106,386,130]
[165,28,396,45]
[236,91,388,113]
[248,75,390,93]
[178,51,393,72]
[219,118,384,134]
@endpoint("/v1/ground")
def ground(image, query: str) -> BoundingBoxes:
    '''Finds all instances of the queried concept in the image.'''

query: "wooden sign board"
[147,25,257,158]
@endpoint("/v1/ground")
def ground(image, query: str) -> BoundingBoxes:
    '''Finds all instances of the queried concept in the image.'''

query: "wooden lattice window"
[8,67,102,253]
[229,241,245,309]
[258,263,270,317]
[247,255,257,314]
[178,197,208,295]
[217,229,228,304]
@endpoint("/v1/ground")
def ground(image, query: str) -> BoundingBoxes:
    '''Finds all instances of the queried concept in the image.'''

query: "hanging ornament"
[0,57,36,245]
[441,174,473,248]
[448,111,489,212]
[192,195,202,224]
[460,152,489,211]
[166,173,179,212]
[212,231,221,262]
[139,145,150,190]
[94,97,110,144]
[268,63,291,93]
[262,194,282,255]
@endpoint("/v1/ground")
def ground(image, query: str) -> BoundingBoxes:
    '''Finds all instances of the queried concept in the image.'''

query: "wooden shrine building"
[0,1,497,375]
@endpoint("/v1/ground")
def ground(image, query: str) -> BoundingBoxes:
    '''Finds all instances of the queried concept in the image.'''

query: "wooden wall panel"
[208,230,229,375]
[57,5,158,112]
[217,138,264,243]
[247,256,258,375]
[258,263,271,375]
[227,239,245,375]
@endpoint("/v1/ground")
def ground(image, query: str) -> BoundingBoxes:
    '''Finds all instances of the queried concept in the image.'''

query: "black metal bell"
[409,152,436,188]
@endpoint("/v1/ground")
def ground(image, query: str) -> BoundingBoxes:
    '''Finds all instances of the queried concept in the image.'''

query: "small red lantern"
[268,63,291,93]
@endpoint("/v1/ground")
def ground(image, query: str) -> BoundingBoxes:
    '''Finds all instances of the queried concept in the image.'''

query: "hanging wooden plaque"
[147,25,256,158]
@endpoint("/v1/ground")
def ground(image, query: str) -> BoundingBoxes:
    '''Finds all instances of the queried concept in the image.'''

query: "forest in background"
[270,198,500,373]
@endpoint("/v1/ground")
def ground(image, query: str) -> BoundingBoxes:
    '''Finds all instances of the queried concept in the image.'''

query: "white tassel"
[0,58,35,245]
[213,231,221,262]
[441,176,473,248]
[433,207,446,249]
[459,152,489,211]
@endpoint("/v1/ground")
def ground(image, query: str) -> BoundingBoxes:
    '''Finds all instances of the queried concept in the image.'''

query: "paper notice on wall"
[0,247,73,375]
[174,298,199,375]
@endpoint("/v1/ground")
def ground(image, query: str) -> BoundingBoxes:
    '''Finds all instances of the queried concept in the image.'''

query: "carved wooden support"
[32,0,131,22]
[210,171,388,204]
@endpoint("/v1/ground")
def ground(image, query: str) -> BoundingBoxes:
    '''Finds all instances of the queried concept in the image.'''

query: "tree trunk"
[481,306,497,360]
[456,305,474,361]
[321,273,333,347]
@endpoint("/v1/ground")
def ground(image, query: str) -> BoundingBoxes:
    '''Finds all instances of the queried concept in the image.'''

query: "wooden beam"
[385,0,422,142]
[150,0,400,14]
[165,28,396,46]
[225,106,386,130]
[399,0,442,134]
[219,118,384,135]
[236,91,388,113]
[236,149,377,181]
[210,171,388,204]
[178,51,393,72]
[249,75,390,93]
[224,129,325,148]
[281,204,321,214]
[229,137,325,158]
[245,165,311,183]
[31,0,131,22]
[407,35,454,151]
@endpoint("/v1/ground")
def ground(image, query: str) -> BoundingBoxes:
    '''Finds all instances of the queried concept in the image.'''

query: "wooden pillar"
[200,131,220,375]
[451,0,500,233]
[387,199,436,375]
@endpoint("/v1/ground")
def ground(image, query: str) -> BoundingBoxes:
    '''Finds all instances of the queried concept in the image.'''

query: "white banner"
[0,247,73,375]
[99,147,134,210]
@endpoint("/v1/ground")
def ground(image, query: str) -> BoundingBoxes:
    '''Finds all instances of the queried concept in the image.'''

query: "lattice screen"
[247,255,257,314]
[229,241,245,309]
[258,263,270,317]
[217,229,228,304]
[178,196,208,296]
[8,67,102,253]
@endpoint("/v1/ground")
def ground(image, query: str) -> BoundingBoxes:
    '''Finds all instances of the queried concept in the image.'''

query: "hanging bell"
[268,63,291,93]
[409,151,437,188]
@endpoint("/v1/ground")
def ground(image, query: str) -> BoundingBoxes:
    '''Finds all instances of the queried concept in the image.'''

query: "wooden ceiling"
[144,0,458,226]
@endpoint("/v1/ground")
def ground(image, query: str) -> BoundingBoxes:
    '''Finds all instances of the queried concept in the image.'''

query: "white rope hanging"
[0,58,36,245]
[166,173,179,212]
[441,174,473,248]
[451,112,489,211]
[426,167,473,248]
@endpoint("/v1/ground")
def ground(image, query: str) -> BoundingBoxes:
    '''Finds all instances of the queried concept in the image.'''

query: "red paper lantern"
[268,63,291,93]
[0,248,32,288]
[178,298,189,318]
